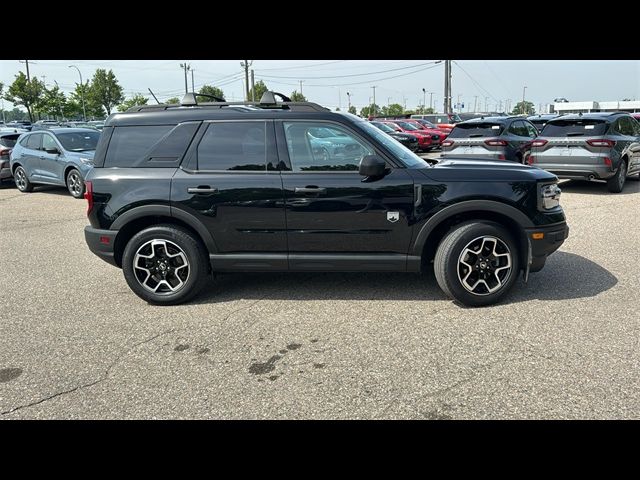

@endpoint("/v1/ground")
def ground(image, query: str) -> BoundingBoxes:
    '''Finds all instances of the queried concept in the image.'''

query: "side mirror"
[359,155,386,178]
[45,148,60,155]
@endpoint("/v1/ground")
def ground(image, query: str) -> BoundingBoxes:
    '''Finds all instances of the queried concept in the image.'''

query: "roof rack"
[126,90,329,113]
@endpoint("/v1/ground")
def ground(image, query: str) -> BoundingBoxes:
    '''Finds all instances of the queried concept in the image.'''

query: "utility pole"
[338,89,341,110]
[251,70,256,101]
[191,69,195,93]
[387,97,391,108]
[299,80,303,96]
[443,60,452,114]
[473,95,478,113]
[371,86,377,117]
[485,97,489,113]
[179,62,190,94]
[429,92,434,111]
[240,60,252,101]
[19,60,31,81]
[347,91,352,111]
[457,94,462,112]
[68,64,86,122]
[422,88,426,113]
[403,96,407,111]
[522,85,527,115]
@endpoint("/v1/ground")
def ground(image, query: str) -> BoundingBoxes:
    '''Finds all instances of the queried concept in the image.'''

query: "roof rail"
[125,91,329,113]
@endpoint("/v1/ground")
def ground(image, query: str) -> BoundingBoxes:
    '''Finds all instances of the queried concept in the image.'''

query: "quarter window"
[524,122,539,138]
[509,121,529,137]
[42,134,58,151]
[197,122,267,171]
[105,125,173,167]
[283,122,373,172]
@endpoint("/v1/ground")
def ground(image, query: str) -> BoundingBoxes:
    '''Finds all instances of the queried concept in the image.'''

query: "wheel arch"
[413,200,533,270]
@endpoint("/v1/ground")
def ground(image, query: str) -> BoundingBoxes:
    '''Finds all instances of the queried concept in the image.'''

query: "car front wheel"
[434,222,520,307]
[66,168,85,199]
[122,225,209,305]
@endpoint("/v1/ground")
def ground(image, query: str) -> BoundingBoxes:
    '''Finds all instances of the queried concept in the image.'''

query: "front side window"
[283,122,373,172]
[197,122,266,171]
[42,134,58,151]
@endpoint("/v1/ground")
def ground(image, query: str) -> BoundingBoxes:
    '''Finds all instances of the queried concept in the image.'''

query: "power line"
[256,61,440,80]
[452,61,500,107]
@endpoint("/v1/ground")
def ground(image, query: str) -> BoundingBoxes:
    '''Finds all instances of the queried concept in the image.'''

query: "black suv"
[84,92,568,307]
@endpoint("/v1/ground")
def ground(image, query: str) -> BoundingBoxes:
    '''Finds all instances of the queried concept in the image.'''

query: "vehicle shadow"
[0,181,16,189]
[559,179,640,196]
[192,251,617,306]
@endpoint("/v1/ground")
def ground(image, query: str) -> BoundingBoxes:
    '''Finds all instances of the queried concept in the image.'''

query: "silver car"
[528,112,640,193]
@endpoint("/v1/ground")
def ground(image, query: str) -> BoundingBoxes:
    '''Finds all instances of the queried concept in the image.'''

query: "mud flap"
[523,237,532,283]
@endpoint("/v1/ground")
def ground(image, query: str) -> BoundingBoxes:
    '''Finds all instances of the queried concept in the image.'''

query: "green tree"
[290,90,307,102]
[360,104,381,118]
[348,105,357,115]
[248,80,268,102]
[335,107,341,111]
[197,85,225,102]
[88,69,124,115]
[387,103,404,116]
[511,101,535,115]
[3,72,45,122]
[165,97,180,104]
[41,85,67,120]
[118,94,149,112]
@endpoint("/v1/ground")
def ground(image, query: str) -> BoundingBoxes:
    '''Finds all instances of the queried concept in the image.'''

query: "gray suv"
[529,112,640,193]
[441,116,539,163]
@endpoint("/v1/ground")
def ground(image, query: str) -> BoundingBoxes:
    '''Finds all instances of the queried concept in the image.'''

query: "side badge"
[387,211,400,223]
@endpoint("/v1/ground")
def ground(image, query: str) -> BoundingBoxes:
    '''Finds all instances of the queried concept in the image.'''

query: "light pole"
[346,91,352,111]
[522,86,527,115]
[371,86,377,117]
[422,88,426,114]
[68,65,86,121]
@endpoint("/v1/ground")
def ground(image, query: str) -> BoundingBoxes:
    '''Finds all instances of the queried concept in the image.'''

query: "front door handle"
[295,187,326,194]
[188,186,218,195]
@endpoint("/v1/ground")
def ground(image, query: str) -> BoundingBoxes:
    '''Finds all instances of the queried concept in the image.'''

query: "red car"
[400,119,449,147]
[382,121,433,151]
[632,113,640,122]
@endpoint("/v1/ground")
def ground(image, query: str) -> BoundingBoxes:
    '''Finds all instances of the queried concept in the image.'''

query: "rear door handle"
[295,187,326,194]
[188,186,218,194]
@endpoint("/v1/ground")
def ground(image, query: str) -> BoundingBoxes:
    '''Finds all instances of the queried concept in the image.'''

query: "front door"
[277,120,415,271]
[170,120,288,271]
[40,133,64,183]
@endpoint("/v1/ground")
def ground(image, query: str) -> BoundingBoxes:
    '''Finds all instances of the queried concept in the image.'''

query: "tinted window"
[541,119,608,137]
[105,125,173,167]
[0,134,20,148]
[26,133,42,150]
[371,122,394,133]
[448,123,504,138]
[283,122,372,172]
[42,134,58,151]
[617,117,635,136]
[197,122,266,171]
[524,122,539,138]
[394,121,419,131]
[508,121,529,137]
[357,121,428,169]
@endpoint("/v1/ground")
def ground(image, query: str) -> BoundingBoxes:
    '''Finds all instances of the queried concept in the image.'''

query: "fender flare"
[111,204,218,253]
[411,200,534,256]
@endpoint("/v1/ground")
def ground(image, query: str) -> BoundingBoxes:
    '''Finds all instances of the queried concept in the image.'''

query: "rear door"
[170,120,288,270]
[21,133,43,177]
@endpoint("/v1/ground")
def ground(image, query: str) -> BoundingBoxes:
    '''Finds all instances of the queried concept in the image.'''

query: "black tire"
[13,166,34,192]
[122,224,209,305]
[66,168,85,199]
[606,160,627,193]
[434,222,520,307]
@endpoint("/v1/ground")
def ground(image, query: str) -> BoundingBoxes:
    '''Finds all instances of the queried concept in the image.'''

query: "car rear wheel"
[14,166,33,192]
[606,160,627,193]
[122,225,209,305]
[66,168,85,199]
[434,222,519,307]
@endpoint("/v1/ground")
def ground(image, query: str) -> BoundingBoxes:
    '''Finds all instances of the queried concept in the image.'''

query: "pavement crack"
[0,328,175,416]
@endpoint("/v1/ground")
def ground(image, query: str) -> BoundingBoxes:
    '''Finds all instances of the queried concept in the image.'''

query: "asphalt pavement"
[0,176,638,419]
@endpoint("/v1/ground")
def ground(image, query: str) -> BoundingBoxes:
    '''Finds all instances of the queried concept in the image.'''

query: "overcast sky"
[1,60,638,113]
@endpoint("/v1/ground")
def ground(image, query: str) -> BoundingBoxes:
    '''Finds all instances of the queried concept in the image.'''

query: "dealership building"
[550,100,640,114]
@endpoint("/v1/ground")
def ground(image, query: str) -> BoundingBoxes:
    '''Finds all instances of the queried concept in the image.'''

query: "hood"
[417,157,558,182]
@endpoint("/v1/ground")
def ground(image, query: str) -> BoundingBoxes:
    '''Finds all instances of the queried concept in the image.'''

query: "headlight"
[80,158,94,165]
[540,183,561,210]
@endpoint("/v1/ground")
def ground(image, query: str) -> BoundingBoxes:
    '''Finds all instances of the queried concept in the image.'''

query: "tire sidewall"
[439,223,520,307]
[66,168,85,199]
[14,166,30,192]
[122,226,207,305]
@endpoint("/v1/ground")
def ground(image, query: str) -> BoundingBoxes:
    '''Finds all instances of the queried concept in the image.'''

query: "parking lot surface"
[0,177,638,419]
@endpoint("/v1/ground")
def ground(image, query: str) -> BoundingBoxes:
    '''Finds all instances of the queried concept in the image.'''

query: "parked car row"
[439,112,640,193]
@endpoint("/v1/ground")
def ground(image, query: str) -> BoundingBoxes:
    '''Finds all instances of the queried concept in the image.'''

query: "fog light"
[531,233,544,240]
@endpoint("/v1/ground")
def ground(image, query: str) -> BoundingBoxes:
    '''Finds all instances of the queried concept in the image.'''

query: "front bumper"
[525,222,569,273]
[84,226,119,267]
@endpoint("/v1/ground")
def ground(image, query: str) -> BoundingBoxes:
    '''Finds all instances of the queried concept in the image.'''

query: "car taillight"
[84,180,94,215]
[0,148,11,157]
[528,156,536,165]
[603,157,612,167]
[497,154,506,160]
[441,140,454,147]
[587,139,616,147]
[485,139,508,146]
[531,139,548,147]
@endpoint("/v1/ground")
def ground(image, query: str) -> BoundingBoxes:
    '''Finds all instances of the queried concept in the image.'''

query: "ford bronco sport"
[84,92,568,307]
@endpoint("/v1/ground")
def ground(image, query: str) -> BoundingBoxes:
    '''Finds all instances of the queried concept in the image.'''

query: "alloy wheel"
[457,235,513,296]
[133,239,190,295]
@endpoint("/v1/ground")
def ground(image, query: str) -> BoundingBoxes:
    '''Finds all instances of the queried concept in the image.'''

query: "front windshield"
[357,121,429,169]
[450,113,462,123]
[56,130,100,151]
[418,119,436,128]
[395,121,419,131]
[371,122,394,133]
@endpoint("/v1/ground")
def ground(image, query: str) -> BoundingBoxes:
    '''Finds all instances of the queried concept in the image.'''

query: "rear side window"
[448,123,504,138]
[26,133,42,150]
[616,117,636,136]
[0,134,20,148]
[508,121,529,137]
[197,122,266,171]
[104,125,173,167]
[541,119,608,137]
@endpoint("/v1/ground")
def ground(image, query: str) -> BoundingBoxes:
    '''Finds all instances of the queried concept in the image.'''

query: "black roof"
[548,112,631,122]
[458,115,521,125]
